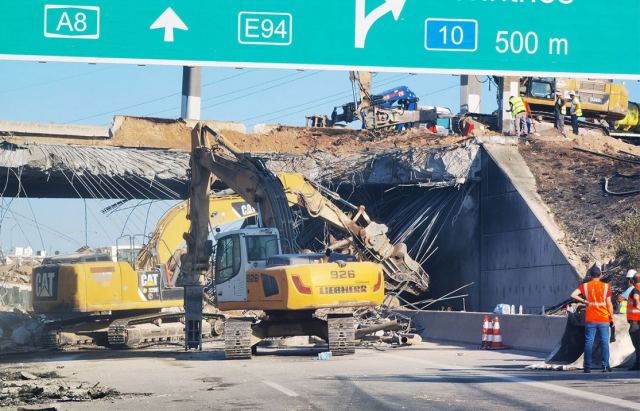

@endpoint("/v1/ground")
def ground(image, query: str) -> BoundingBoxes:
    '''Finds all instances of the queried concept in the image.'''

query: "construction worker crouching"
[570,265,614,373]
[569,91,582,135]
[508,95,527,138]
[627,272,640,370]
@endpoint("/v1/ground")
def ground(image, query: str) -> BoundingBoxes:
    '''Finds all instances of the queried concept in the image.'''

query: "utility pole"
[181,66,202,120]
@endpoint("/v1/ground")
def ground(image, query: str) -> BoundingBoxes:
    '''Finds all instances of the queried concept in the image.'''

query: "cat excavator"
[180,124,429,358]
[33,128,428,352]
[32,194,258,349]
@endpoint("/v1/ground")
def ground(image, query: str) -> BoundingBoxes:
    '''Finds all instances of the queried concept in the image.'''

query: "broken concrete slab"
[0,139,481,199]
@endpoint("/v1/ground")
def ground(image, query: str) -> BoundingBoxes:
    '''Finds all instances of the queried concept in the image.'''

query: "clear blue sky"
[0,61,638,254]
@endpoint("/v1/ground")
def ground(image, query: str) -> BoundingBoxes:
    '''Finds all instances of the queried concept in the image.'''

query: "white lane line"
[384,353,640,410]
[262,380,299,397]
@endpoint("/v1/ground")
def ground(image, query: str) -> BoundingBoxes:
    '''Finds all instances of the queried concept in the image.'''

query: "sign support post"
[181,66,201,120]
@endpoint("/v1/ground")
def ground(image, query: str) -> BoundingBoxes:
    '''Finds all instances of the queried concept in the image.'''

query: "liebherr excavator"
[33,128,428,352]
[181,124,428,358]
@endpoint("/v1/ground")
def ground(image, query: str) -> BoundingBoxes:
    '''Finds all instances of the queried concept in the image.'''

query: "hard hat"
[627,269,638,279]
[569,90,576,96]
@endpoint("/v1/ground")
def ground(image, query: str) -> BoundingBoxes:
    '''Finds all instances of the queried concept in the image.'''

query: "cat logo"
[232,202,257,218]
[139,272,160,301]
[34,271,57,299]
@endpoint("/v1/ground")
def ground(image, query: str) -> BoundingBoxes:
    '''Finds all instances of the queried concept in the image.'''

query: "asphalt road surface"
[3,341,640,410]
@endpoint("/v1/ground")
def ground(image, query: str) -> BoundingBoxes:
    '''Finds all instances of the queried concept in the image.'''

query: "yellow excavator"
[519,77,640,137]
[32,194,258,348]
[180,124,428,358]
[33,136,428,352]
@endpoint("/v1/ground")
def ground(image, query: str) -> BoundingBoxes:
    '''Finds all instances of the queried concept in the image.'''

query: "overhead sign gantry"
[0,0,638,79]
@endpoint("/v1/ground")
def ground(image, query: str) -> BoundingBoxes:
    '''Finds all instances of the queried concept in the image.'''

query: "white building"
[9,246,33,258]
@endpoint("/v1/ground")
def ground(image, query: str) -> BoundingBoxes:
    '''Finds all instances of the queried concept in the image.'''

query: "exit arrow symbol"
[355,0,406,48]
[150,7,188,42]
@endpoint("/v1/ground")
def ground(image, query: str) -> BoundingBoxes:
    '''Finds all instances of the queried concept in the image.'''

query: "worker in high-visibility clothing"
[508,95,527,137]
[569,91,583,135]
[554,92,566,133]
[620,269,638,314]
[626,273,640,371]
[570,265,614,373]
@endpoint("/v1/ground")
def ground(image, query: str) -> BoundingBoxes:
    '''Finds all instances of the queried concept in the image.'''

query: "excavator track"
[224,318,253,360]
[108,312,184,348]
[108,312,223,349]
[39,315,114,350]
[327,315,356,356]
[40,327,62,350]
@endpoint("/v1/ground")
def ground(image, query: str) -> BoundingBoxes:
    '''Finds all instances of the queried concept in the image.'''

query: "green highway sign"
[1,0,639,79]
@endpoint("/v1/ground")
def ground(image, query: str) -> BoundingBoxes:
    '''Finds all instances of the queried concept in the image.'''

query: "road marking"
[262,380,299,397]
[385,353,640,410]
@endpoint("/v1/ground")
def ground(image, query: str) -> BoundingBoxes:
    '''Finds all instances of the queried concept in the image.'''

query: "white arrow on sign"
[150,7,188,42]
[355,0,406,48]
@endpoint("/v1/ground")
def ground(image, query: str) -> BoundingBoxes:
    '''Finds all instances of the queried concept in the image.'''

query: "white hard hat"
[627,269,638,279]
[569,90,576,96]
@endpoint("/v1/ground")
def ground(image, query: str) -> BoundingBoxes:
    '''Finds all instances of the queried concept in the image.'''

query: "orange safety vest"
[581,279,611,323]
[627,285,640,321]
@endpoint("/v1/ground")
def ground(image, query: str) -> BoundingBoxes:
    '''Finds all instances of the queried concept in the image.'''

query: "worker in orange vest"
[570,265,614,373]
[627,273,640,370]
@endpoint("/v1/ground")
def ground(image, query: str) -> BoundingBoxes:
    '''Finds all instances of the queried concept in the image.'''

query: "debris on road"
[0,367,123,408]
[0,308,42,355]
[354,305,417,349]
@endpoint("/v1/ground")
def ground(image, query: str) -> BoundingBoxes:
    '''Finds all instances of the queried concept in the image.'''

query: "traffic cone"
[481,315,492,349]
[490,316,506,350]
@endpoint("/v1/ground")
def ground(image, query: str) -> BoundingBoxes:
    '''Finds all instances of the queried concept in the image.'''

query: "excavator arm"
[182,123,429,348]
[184,124,428,294]
[278,173,429,295]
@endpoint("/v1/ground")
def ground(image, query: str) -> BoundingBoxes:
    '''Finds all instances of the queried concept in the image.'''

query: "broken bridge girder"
[279,173,429,296]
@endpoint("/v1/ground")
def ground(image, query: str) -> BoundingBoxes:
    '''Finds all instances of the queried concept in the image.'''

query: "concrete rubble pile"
[0,308,42,354]
[0,263,34,285]
[0,367,121,407]
[353,306,422,347]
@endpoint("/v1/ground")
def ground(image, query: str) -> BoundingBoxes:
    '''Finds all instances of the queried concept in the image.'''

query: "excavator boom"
[181,123,429,348]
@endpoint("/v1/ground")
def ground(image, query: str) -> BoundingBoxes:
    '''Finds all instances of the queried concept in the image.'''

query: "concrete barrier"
[402,310,567,353]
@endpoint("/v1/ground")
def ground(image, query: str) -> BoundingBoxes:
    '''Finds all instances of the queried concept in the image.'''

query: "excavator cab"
[214,227,281,303]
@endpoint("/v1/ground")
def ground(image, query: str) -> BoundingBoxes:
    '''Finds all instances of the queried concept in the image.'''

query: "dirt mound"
[520,134,639,269]
[222,126,471,155]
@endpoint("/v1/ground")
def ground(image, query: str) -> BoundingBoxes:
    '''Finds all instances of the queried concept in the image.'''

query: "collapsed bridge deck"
[0,117,480,199]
